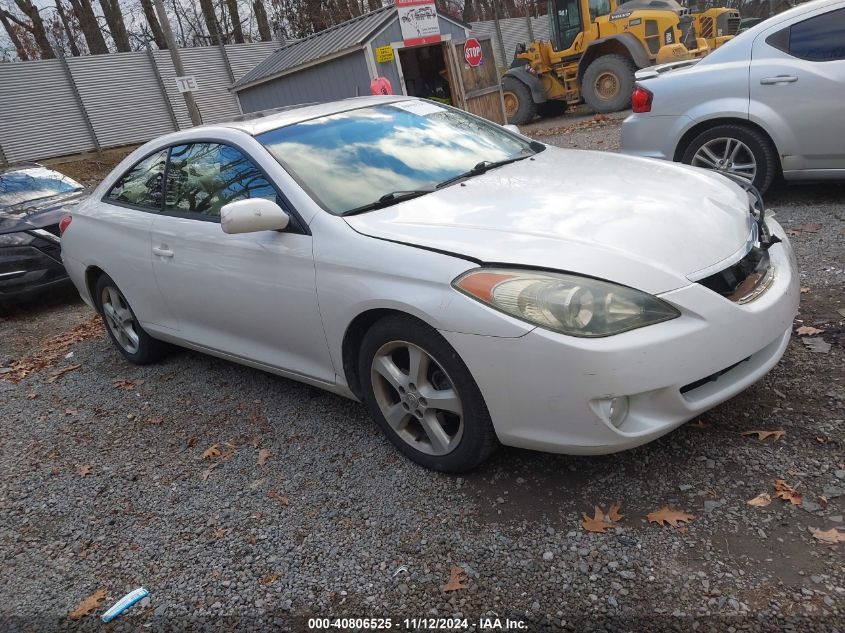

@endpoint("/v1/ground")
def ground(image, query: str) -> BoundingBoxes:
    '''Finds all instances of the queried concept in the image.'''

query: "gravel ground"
[1,117,843,632]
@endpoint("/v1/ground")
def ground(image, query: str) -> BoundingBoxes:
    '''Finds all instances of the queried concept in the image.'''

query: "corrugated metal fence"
[470,16,551,68]
[0,41,278,164]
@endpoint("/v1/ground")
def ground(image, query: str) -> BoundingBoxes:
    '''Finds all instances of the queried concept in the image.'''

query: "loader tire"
[502,76,537,125]
[582,54,637,114]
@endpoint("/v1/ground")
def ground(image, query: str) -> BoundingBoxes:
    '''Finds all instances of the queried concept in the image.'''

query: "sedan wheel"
[359,315,498,472]
[371,341,463,456]
[95,273,169,365]
[691,137,757,183]
[101,285,140,354]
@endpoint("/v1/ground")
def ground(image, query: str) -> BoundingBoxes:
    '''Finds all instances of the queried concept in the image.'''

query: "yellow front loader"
[502,0,740,123]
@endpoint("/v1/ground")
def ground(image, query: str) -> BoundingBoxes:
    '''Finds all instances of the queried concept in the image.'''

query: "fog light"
[600,396,629,428]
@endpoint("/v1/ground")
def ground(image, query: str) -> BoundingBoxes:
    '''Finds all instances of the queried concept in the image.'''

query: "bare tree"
[98,0,131,51]
[198,0,221,43]
[0,0,56,59]
[140,0,167,48]
[67,0,108,54]
[253,0,271,40]
[0,6,30,59]
[54,0,82,55]
[225,0,244,42]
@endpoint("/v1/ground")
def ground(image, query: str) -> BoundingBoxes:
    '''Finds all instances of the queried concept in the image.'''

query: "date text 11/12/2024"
[307,616,528,630]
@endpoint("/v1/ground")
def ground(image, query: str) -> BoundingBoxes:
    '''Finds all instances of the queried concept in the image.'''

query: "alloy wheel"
[691,137,757,183]
[101,286,140,354]
[370,341,463,456]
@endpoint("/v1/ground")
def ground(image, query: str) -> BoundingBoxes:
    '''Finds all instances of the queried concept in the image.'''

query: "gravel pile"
[1,121,843,632]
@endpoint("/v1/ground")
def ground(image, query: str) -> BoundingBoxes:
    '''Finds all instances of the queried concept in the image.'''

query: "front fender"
[503,66,547,104]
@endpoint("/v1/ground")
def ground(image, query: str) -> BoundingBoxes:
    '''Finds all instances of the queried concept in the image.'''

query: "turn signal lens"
[59,215,72,236]
[631,85,653,113]
[453,268,680,337]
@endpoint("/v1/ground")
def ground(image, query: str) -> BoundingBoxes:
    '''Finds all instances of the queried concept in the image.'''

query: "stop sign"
[464,38,483,67]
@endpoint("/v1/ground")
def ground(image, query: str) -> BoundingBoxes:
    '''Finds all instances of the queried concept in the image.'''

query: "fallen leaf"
[113,378,145,390]
[200,463,218,481]
[819,496,829,509]
[441,566,470,592]
[796,325,825,336]
[800,287,810,294]
[257,448,271,466]
[802,337,831,354]
[812,528,845,544]
[47,363,81,383]
[786,223,822,235]
[145,416,164,425]
[68,588,107,620]
[607,501,624,522]
[816,436,830,444]
[581,505,622,533]
[212,527,228,539]
[774,479,802,505]
[77,464,92,478]
[201,444,222,460]
[64,408,78,416]
[268,489,289,506]
[740,430,785,441]
[689,419,710,429]
[838,308,845,318]
[26,392,38,400]
[647,506,695,527]
[51,466,61,475]
[260,572,279,586]
[747,492,772,507]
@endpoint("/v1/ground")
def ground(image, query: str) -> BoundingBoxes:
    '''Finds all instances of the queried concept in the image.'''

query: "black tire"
[537,100,568,118]
[681,124,778,194]
[502,75,537,125]
[581,54,636,113]
[94,273,169,365]
[358,314,498,473]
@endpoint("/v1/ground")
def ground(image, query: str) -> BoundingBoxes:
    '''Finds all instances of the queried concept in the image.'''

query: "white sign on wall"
[396,0,441,46]
[175,75,199,93]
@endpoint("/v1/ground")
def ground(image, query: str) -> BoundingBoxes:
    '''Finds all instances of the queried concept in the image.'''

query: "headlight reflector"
[453,268,680,337]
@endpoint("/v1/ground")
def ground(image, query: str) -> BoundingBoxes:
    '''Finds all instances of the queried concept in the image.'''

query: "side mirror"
[220,198,289,234]
[503,124,521,134]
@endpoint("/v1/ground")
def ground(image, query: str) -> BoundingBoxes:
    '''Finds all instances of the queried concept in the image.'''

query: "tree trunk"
[54,0,81,56]
[252,0,272,41]
[99,0,131,52]
[225,0,244,42]
[198,0,221,44]
[9,0,55,58]
[140,0,167,48]
[462,0,475,21]
[367,0,381,11]
[68,0,108,54]
[0,10,30,60]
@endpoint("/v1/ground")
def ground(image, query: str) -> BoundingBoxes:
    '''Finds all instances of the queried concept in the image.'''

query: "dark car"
[0,163,88,300]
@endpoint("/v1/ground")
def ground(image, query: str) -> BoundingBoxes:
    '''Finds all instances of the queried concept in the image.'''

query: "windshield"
[257,101,539,215]
[0,166,82,208]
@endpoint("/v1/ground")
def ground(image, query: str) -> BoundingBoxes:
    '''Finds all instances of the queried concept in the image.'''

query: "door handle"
[152,246,174,258]
[760,75,798,85]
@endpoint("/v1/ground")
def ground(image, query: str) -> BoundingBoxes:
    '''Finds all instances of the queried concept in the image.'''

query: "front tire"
[94,274,169,365]
[581,54,636,113]
[681,124,777,193]
[502,75,537,125]
[358,315,498,472]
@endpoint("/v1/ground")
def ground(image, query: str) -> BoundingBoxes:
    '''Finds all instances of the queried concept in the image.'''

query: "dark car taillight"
[631,85,653,113]
[59,215,72,236]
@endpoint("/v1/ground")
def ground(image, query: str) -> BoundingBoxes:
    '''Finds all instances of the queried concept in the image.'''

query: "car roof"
[207,95,420,137]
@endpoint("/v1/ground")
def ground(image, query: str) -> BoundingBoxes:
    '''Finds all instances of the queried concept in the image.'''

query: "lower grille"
[681,357,750,394]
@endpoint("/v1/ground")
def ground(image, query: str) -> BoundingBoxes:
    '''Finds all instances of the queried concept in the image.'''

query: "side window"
[105,149,167,209]
[164,143,278,219]
[767,8,845,61]
[588,0,611,21]
[788,8,845,61]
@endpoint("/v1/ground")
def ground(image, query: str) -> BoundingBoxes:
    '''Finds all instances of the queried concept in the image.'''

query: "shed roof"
[231,5,395,91]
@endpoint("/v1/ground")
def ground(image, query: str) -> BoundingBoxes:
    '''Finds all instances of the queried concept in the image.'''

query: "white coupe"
[60,96,799,472]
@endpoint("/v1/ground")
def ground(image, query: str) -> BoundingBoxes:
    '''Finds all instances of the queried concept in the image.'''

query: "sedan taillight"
[59,215,72,236]
[631,85,653,113]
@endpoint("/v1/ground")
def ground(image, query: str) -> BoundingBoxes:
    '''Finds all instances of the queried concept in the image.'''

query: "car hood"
[0,189,88,235]
[345,147,754,295]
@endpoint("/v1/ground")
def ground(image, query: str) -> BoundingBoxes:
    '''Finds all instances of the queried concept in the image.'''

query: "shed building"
[231,5,470,113]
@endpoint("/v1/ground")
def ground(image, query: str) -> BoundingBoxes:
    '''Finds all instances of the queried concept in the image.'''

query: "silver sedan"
[621,0,845,193]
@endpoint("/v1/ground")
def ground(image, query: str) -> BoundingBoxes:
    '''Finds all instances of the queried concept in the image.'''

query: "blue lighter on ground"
[100,587,149,622]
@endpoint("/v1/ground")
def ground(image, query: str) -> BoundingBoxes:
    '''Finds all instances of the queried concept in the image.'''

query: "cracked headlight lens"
[453,268,680,337]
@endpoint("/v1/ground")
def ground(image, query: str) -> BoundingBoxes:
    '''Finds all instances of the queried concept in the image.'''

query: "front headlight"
[0,232,34,247]
[453,268,680,337]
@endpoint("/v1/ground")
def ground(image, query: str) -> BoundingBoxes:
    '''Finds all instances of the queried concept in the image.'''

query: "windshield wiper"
[436,146,543,189]
[343,189,434,216]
